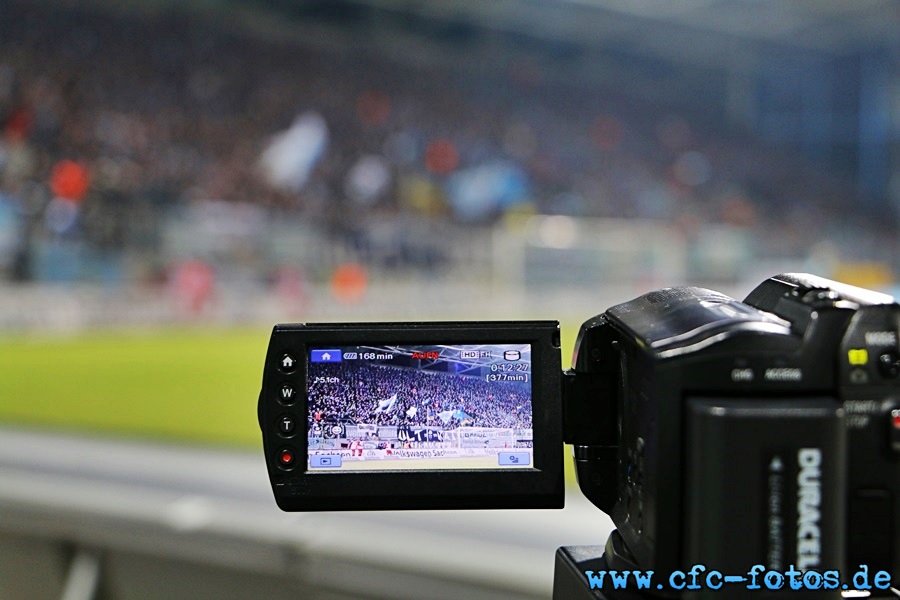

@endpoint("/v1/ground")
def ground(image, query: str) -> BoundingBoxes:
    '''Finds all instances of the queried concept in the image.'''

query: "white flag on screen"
[375,393,398,413]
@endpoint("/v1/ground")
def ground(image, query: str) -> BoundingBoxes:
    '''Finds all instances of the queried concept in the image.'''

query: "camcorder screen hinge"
[562,369,615,447]
[562,368,620,514]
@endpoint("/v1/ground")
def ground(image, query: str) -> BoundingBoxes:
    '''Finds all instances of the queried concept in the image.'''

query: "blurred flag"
[446,161,530,221]
[258,112,329,192]
[406,406,418,418]
[374,393,397,413]
[437,410,455,424]
[345,154,391,206]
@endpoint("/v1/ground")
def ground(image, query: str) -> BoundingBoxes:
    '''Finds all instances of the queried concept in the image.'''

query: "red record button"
[278,448,295,467]
[891,410,900,455]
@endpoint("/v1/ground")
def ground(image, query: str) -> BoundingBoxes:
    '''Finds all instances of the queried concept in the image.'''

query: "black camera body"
[257,273,899,594]
[748,274,899,577]
[566,274,898,583]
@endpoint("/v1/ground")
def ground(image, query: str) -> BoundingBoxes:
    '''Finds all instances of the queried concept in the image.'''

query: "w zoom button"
[279,384,296,405]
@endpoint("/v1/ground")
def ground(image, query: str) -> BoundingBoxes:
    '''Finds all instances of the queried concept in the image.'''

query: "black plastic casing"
[568,283,851,586]
[746,273,900,581]
[258,321,564,511]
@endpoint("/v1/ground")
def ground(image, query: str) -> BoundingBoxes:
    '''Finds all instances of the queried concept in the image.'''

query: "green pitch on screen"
[0,323,581,458]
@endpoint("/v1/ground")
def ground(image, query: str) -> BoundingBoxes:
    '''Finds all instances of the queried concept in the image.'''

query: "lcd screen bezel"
[260,321,564,511]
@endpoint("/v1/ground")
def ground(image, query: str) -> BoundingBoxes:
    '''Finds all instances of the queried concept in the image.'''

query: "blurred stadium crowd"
[309,363,532,430]
[0,1,886,291]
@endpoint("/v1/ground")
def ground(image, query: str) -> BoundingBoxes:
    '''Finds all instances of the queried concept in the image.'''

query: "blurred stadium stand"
[0,1,898,598]
[1,0,897,308]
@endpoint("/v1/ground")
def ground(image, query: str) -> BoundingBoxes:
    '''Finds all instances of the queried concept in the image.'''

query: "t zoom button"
[277,415,296,436]
[277,448,295,468]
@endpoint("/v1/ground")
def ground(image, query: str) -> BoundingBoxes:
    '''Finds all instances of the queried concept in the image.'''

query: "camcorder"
[257,273,899,598]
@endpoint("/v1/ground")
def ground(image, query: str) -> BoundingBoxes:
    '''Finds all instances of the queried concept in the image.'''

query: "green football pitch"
[0,328,272,447]
[0,324,582,451]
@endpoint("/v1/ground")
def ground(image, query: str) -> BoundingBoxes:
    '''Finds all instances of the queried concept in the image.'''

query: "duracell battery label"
[765,449,824,573]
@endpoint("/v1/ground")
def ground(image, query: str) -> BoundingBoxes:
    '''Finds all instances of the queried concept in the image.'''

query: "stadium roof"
[68,0,899,75]
[369,0,898,51]
[349,0,898,68]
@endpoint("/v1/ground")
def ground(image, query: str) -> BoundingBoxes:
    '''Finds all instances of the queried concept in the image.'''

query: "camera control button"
[498,452,531,466]
[890,409,900,454]
[278,383,296,405]
[849,368,869,385]
[310,455,342,468]
[278,353,297,374]
[277,415,296,436]
[277,447,295,468]
[877,352,900,379]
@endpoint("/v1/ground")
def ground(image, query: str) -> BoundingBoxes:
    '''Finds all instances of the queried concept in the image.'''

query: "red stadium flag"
[4,107,33,142]
[50,160,90,203]
[330,263,368,304]
[424,139,458,175]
